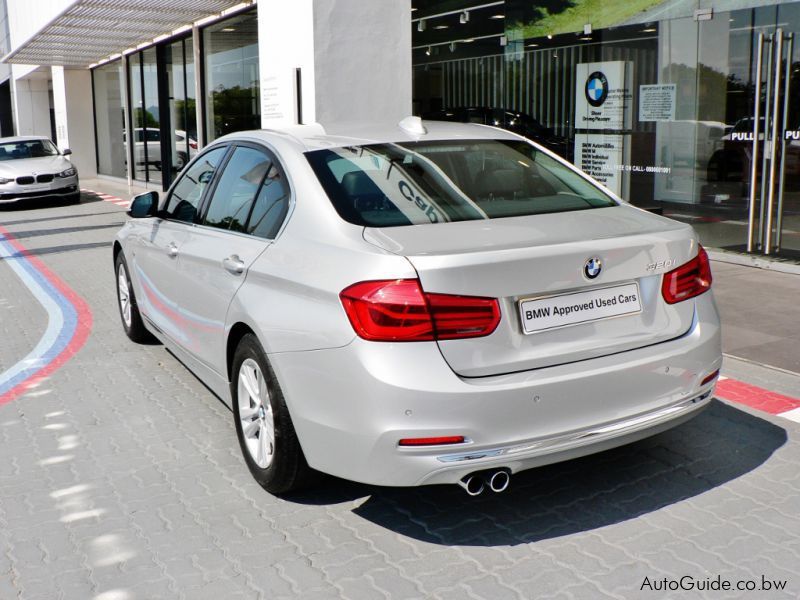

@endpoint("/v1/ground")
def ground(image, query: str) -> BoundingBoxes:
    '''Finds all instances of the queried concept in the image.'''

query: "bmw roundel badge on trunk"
[584,257,603,279]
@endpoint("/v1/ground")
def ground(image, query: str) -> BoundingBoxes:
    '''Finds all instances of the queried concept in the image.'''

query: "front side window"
[203,146,270,232]
[163,146,227,222]
[306,139,617,227]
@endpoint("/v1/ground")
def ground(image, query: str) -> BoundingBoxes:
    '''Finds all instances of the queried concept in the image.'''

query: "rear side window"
[306,139,617,228]
[246,163,290,239]
[164,146,227,222]
[203,146,270,232]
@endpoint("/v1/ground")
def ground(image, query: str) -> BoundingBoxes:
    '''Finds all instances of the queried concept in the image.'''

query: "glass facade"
[166,36,197,182]
[203,11,260,143]
[413,0,800,260]
[130,47,162,184]
[92,60,127,178]
[91,8,259,189]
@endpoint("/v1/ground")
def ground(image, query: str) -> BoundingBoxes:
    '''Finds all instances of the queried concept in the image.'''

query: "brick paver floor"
[0,194,798,599]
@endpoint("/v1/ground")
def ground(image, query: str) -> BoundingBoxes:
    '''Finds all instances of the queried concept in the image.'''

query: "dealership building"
[1,0,799,260]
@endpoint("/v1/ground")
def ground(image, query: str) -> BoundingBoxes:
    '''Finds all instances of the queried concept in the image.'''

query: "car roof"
[216,120,522,153]
[0,136,52,143]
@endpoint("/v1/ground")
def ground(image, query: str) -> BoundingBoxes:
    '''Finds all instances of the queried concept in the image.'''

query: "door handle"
[167,242,179,258]
[223,255,245,275]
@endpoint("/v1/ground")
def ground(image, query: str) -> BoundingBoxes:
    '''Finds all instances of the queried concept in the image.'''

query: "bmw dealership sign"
[574,61,632,198]
[574,61,631,130]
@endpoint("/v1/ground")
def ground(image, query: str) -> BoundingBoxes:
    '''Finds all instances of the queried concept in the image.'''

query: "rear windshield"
[305,139,617,227]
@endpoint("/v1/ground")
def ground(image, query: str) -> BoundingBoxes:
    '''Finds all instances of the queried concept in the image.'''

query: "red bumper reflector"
[398,435,465,447]
[701,370,720,386]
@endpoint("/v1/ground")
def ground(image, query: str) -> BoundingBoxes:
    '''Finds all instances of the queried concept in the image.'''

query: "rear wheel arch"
[227,322,256,383]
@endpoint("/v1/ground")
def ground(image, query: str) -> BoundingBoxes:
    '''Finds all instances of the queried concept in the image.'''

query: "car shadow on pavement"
[288,401,787,546]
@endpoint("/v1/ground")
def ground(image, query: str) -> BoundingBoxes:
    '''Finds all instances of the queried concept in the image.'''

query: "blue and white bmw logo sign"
[584,257,603,279]
[585,71,609,107]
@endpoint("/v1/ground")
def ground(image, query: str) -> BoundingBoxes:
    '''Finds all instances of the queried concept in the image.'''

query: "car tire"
[231,333,314,495]
[115,252,154,343]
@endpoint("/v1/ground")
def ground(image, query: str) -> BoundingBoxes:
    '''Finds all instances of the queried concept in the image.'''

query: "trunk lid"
[364,205,698,377]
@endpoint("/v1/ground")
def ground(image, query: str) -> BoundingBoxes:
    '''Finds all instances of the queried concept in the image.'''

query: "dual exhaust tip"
[458,469,511,496]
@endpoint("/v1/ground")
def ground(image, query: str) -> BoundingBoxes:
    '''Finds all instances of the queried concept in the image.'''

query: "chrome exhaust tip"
[487,469,510,493]
[458,474,485,496]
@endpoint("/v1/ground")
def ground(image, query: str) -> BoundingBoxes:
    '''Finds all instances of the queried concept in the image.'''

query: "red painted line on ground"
[0,225,93,405]
[80,188,129,208]
[715,378,800,415]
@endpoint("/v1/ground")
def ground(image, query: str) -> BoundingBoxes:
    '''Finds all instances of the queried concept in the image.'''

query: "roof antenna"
[398,116,427,136]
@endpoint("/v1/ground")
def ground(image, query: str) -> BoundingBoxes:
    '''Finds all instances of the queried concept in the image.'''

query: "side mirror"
[62,148,72,156]
[127,191,159,218]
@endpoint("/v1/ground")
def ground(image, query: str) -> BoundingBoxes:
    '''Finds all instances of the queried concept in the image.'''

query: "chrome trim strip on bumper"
[436,391,713,463]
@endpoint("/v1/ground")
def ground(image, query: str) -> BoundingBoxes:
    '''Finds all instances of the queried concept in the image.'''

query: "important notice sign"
[639,84,676,122]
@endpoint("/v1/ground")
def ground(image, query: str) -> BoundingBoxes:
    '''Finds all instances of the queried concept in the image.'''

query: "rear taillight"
[340,279,500,342]
[661,245,712,304]
[189,140,198,149]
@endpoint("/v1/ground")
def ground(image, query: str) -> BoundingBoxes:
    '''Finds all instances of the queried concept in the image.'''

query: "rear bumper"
[269,292,722,487]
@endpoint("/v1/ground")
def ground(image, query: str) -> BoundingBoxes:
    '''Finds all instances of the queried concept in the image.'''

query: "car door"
[174,143,288,376]
[131,145,228,344]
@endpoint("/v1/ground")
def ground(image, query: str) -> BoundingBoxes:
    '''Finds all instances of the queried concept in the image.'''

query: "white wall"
[11,74,50,136]
[258,0,316,127]
[258,0,411,128]
[313,0,411,126]
[52,66,97,177]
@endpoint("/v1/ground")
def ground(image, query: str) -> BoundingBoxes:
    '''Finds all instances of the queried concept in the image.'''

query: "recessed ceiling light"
[490,14,504,19]
[434,25,449,29]
[527,43,539,47]
[222,27,236,32]
[642,27,656,32]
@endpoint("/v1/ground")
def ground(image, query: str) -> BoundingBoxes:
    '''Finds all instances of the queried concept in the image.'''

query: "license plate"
[519,282,642,334]
[27,185,50,192]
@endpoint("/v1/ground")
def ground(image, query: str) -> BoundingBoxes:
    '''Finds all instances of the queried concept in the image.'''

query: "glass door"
[692,5,800,260]
[772,3,800,258]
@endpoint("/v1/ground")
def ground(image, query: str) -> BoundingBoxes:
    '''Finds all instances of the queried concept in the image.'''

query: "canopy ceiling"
[3,0,254,68]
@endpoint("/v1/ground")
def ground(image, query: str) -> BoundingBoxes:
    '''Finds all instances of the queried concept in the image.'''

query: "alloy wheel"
[237,358,275,468]
[117,267,132,327]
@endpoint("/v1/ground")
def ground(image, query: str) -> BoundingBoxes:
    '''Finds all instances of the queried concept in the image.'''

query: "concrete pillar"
[258,0,411,128]
[51,66,98,178]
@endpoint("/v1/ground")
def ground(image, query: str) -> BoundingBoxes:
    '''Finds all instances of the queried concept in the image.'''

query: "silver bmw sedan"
[0,136,80,205]
[113,119,721,496]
